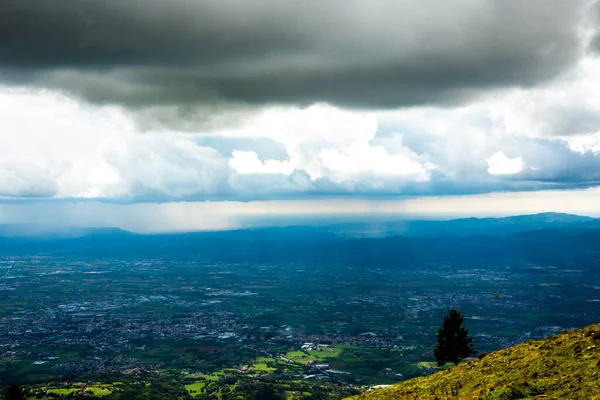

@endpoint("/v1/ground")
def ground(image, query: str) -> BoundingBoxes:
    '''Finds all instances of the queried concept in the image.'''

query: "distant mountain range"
[1,212,598,239]
[321,212,600,238]
[1,213,600,272]
[0,224,133,239]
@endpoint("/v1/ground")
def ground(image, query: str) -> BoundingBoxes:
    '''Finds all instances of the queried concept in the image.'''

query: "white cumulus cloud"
[318,144,434,183]
[229,151,295,175]
[565,132,600,155]
[486,152,525,175]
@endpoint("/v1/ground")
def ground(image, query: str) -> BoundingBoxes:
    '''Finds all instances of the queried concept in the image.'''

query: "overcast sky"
[2,0,600,230]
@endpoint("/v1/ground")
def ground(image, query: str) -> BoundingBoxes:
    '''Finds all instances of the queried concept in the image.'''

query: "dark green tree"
[251,383,284,400]
[4,384,26,400]
[434,307,476,366]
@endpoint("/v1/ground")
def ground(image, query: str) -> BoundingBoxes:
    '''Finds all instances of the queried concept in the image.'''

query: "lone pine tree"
[4,384,26,400]
[434,307,476,366]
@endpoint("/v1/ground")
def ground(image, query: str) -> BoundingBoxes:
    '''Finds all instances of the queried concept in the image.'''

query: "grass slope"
[351,322,600,399]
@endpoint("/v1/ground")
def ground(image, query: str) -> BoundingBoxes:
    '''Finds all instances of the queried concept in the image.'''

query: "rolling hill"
[350,322,600,399]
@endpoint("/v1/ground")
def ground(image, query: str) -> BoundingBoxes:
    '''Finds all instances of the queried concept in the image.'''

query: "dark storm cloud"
[588,0,600,54]
[0,0,590,111]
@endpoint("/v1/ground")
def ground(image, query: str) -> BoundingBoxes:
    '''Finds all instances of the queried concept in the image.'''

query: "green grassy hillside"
[351,322,600,399]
